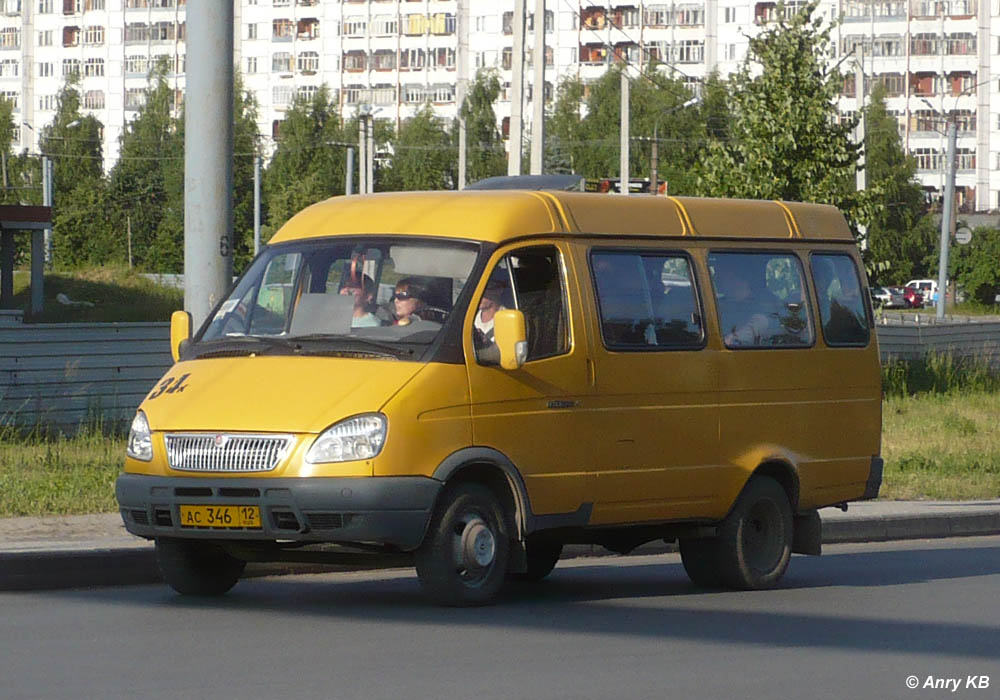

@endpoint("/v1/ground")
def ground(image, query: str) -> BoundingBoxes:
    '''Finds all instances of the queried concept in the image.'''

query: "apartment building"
[0,1,996,210]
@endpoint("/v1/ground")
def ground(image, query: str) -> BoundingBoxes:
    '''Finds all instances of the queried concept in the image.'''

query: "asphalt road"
[2,537,998,700]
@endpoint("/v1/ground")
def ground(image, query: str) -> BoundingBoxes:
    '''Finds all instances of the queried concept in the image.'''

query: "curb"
[2,511,998,592]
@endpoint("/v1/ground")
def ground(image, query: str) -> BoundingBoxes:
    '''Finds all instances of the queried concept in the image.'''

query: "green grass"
[881,392,1000,500]
[10,266,182,323]
[0,425,124,517]
[882,353,1000,397]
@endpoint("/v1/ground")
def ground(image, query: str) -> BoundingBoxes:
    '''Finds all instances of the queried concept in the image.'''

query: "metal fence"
[2,319,999,432]
[0,323,170,431]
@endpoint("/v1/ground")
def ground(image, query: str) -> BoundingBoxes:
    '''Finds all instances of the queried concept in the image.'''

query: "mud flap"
[792,510,821,555]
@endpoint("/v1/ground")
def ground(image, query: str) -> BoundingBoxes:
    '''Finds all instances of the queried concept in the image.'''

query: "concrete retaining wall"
[0,323,170,430]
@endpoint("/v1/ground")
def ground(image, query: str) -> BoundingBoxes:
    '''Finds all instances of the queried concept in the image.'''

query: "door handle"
[547,400,578,409]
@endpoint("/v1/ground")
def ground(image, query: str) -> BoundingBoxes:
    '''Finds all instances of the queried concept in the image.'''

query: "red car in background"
[891,286,924,308]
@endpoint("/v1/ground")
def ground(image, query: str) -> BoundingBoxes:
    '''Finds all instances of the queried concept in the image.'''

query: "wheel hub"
[461,519,496,569]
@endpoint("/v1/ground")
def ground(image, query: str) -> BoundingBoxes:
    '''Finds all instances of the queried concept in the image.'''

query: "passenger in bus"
[392,278,428,326]
[714,265,774,348]
[474,280,507,345]
[339,273,381,328]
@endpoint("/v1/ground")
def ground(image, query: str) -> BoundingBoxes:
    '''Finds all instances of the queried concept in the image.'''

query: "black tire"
[716,476,793,590]
[679,538,723,589]
[155,538,246,596]
[509,540,562,582]
[415,483,510,606]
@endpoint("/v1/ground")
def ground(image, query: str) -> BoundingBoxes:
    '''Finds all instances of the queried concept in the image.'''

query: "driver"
[393,278,428,326]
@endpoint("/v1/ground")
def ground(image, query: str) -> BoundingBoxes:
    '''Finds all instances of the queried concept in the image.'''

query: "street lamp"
[650,96,699,196]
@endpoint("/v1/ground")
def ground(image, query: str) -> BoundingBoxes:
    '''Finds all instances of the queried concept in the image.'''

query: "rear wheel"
[716,476,793,590]
[155,538,245,596]
[415,483,510,606]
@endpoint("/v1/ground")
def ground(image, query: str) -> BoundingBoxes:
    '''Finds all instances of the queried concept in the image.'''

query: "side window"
[473,246,569,363]
[590,250,703,349]
[708,251,814,349]
[811,253,870,347]
[247,252,301,335]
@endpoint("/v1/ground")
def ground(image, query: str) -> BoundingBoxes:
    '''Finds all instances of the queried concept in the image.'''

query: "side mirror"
[493,309,528,370]
[170,310,192,363]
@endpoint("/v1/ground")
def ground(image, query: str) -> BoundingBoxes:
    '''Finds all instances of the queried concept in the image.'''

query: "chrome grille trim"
[164,433,293,473]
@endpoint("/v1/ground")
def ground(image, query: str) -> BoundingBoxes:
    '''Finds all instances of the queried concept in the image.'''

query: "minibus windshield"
[196,237,480,357]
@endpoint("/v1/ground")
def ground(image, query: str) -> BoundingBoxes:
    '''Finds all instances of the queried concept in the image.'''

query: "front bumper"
[115,473,442,551]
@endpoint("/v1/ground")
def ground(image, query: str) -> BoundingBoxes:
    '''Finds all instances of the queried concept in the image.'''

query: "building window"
[343,84,365,105]
[124,22,148,43]
[429,46,455,70]
[37,61,53,77]
[38,0,53,12]
[0,59,18,77]
[372,84,394,105]
[1,91,19,111]
[343,16,366,37]
[63,0,80,13]
[430,12,455,35]
[675,3,705,26]
[125,88,146,110]
[296,51,319,73]
[84,0,104,9]
[245,56,257,74]
[272,18,294,40]
[297,85,318,102]
[246,23,258,40]
[150,21,175,42]
[62,58,80,76]
[724,6,738,22]
[403,14,426,36]
[37,29,52,46]
[297,18,319,40]
[39,94,57,110]
[372,49,396,71]
[63,25,80,46]
[273,85,294,107]
[343,50,366,72]
[400,47,425,71]
[84,25,104,45]
[83,57,104,76]
[83,90,104,109]
[271,51,292,73]
[0,27,19,49]
[371,14,397,36]
[429,83,454,103]
[124,54,147,74]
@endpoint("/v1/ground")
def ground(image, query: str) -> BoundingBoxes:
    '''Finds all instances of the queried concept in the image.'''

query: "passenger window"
[246,252,301,335]
[474,246,569,364]
[811,253,870,347]
[709,252,814,349]
[590,251,703,349]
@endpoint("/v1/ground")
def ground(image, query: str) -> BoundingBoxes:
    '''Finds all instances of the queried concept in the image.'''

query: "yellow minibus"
[116,190,882,605]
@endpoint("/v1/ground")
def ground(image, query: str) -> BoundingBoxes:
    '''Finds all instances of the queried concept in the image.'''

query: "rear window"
[811,253,870,347]
[708,252,814,349]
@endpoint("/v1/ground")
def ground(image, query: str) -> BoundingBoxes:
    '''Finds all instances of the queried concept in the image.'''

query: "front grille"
[130,509,149,526]
[164,433,293,473]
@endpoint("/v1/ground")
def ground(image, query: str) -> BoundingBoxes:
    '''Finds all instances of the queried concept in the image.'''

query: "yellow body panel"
[123,190,880,536]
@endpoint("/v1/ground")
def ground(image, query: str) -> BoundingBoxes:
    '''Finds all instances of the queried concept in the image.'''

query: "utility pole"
[184,1,234,328]
[508,0,526,176]
[346,146,354,195]
[456,0,469,189]
[936,119,957,320]
[649,128,658,195]
[358,117,367,195]
[42,156,51,266]
[253,154,261,256]
[529,0,545,175]
[619,71,629,196]
[855,46,866,192]
[366,116,375,193]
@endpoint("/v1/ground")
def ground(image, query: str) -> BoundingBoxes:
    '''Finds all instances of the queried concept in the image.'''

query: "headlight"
[306,413,387,464]
[127,410,153,462]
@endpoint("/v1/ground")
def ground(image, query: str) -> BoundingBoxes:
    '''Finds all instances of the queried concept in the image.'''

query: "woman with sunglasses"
[392,278,427,326]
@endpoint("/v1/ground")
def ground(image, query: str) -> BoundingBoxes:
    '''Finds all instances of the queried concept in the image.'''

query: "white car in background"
[872,286,905,308]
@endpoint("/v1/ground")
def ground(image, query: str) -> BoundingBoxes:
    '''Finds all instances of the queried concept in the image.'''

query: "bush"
[882,351,1000,397]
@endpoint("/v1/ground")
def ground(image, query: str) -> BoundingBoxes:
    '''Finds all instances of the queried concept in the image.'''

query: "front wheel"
[415,483,510,606]
[716,476,793,590]
[508,539,562,582]
[155,537,246,596]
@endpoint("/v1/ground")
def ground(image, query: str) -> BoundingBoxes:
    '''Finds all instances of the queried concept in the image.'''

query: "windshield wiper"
[187,335,299,359]
[284,334,414,359]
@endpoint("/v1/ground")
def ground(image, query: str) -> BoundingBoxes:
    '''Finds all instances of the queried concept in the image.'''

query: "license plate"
[179,505,261,529]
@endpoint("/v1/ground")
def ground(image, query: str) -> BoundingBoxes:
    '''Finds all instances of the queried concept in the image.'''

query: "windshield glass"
[197,237,480,356]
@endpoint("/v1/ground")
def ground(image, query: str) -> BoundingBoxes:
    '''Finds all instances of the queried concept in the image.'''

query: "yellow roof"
[268,190,854,245]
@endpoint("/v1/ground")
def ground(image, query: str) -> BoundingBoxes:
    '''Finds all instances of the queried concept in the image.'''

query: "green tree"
[109,59,179,270]
[384,104,454,191]
[697,1,864,230]
[461,69,506,183]
[545,76,586,174]
[949,227,1000,306]
[263,86,351,234]
[41,76,111,267]
[862,84,934,284]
